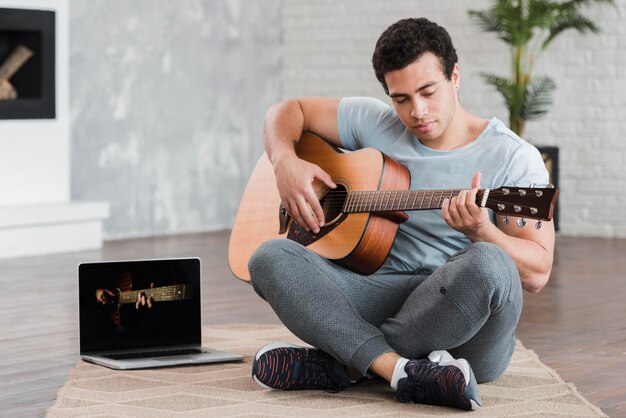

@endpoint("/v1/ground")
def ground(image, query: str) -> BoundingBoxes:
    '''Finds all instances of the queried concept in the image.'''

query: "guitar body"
[228,132,410,282]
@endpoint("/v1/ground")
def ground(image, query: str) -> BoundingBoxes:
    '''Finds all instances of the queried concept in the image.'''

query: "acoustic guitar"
[228,133,558,282]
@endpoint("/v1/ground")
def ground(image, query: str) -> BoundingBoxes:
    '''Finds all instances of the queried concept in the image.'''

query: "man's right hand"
[274,153,336,234]
[96,288,115,305]
[264,97,342,233]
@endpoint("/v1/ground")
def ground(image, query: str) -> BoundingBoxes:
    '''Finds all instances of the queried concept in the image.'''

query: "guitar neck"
[117,284,192,304]
[343,189,486,213]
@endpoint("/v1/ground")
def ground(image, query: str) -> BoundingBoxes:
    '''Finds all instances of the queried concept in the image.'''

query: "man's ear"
[452,63,460,90]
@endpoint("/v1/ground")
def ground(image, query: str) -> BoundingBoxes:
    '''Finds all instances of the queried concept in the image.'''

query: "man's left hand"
[136,282,155,310]
[441,172,493,241]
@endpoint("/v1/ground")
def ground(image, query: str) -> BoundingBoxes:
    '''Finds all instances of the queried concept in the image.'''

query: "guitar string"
[119,286,189,300]
[322,197,548,203]
[120,291,184,297]
[288,204,549,220]
[121,290,185,296]
[342,201,547,213]
[120,293,187,299]
[312,190,550,200]
[295,192,551,215]
[311,190,548,198]
[308,194,550,209]
[312,195,547,204]
[309,191,550,206]
[121,286,184,294]
[314,204,549,215]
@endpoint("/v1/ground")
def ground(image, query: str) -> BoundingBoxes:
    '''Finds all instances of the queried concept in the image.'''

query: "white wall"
[0,0,69,206]
[0,0,108,259]
[283,0,626,238]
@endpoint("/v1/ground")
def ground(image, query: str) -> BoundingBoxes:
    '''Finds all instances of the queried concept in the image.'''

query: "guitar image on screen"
[95,272,193,325]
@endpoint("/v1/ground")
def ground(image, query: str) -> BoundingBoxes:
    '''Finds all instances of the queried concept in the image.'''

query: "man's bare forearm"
[262,99,337,233]
[472,222,554,293]
[263,100,305,168]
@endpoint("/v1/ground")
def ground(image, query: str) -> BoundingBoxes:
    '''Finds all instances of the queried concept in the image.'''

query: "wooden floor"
[1,231,625,417]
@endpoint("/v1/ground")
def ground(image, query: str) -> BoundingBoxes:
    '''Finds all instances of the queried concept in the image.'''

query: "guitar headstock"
[483,186,559,221]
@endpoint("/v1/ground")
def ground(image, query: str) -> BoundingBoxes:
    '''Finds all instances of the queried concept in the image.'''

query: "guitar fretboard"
[117,284,192,304]
[343,189,487,213]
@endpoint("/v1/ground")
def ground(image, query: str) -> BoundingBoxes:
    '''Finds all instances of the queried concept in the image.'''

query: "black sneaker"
[252,342,351,392]
[395,350,481,411]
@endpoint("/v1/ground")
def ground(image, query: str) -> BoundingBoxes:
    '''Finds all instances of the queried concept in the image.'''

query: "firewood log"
[0,45,34,80]
[0,79,17,100]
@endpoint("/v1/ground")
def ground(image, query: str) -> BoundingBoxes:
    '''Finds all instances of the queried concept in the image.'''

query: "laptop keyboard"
[106,348,206,360]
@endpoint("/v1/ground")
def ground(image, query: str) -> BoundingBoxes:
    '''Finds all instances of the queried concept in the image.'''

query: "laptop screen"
[78,258,202,354]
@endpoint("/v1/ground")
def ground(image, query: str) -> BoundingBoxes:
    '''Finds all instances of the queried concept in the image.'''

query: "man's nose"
[410,99,427,119]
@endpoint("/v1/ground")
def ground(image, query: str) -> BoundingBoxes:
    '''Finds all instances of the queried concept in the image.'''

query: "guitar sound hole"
[320,184,346,224]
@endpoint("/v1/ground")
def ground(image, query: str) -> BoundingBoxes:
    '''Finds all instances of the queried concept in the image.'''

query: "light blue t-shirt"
[337,96,548,274]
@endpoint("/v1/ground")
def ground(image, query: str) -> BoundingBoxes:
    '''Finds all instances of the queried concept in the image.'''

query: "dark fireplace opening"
[0,8,55,120]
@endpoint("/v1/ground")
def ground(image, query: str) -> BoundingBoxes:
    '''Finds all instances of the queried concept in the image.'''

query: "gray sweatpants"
[249,239,522,383]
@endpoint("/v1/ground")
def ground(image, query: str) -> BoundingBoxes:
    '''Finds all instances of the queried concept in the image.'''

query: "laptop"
[78,257,243,369]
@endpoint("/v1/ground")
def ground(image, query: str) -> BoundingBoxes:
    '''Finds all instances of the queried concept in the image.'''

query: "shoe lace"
[292,349,345,392]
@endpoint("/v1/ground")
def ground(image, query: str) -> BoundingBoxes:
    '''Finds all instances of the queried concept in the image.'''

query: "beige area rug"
[48,324,606,417]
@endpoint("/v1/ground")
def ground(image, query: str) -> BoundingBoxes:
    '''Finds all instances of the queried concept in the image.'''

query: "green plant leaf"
[543,13,599,48]
[469,0,614,135]
[481,73,517,110]
[467,10,513,44]
[522,76,556,120]
[560,0,615,10]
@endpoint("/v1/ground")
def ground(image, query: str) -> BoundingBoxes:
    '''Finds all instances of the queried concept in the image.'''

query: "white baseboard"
[0,201,109,259]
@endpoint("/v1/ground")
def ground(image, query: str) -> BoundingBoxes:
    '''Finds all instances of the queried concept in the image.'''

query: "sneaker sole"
[253,374,274,390]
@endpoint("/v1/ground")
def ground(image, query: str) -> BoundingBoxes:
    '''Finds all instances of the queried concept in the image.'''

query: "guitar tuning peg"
[546,184,555,189]
[503,216,509,226]
[517,218,527,228]
[535,220,543,229]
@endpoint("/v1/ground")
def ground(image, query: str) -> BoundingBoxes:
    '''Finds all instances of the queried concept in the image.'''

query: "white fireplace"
[0,0,108,259]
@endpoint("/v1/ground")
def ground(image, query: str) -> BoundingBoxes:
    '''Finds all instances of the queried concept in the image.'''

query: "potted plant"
[468,0,614,229]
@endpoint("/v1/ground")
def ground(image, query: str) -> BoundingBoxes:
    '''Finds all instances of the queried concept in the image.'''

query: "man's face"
[384,52,460,148]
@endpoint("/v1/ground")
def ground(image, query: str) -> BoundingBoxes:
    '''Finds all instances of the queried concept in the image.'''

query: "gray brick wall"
[282,0,626,238]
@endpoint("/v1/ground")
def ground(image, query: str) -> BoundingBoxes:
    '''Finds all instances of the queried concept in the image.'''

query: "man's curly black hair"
[372,18,458,95]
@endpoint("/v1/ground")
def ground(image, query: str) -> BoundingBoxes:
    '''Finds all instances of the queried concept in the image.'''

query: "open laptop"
[78,257,243,369]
